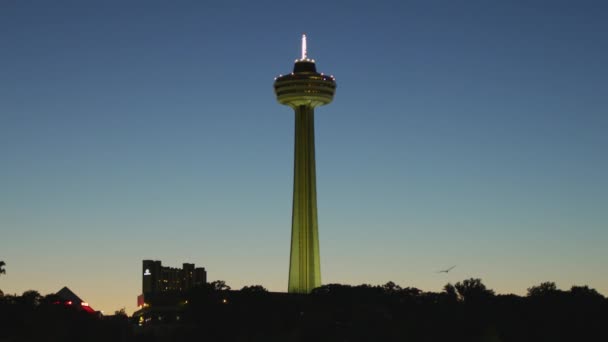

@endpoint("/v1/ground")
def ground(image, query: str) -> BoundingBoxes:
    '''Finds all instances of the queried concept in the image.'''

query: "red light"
[81,302,89,307]
[66,301,73,305]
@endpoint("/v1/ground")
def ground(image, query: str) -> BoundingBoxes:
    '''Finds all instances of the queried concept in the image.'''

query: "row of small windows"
[275,85,336,92]
[276,89,335,96]
[276,75,335,81]
[276,81,335,88]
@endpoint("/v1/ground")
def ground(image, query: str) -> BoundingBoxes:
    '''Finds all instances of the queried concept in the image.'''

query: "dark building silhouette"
[138,260,206,307]
[55,286,97,314]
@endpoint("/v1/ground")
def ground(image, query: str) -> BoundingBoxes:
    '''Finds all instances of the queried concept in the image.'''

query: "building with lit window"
[138,260,207,307]
[143,260,207,294]
[135,260,207,325]
[55,286,98,315]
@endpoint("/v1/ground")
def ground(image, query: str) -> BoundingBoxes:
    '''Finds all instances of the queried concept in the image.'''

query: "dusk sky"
[1,1,607,314]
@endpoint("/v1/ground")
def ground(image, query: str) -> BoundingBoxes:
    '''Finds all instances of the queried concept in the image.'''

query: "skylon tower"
[274,35,336,293]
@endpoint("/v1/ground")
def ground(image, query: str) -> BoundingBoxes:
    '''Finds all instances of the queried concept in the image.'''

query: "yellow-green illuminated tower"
[274,35,336,293]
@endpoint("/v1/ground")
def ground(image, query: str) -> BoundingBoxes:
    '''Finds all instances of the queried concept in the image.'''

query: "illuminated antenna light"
[301,34,307,60]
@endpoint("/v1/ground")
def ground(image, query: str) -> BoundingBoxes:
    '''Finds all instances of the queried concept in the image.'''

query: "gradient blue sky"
[1,0,607,314]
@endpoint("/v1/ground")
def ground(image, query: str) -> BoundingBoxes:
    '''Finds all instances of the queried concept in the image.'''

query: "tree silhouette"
[401,287,422,297]
[114,308,128,317]
[454,278,495,303]
[240,285,268,293]
[42,293,61,304]
[381,281,402,294]
[19,290,42,306]
[0,261,5,276]
[443,283,459,302]
[527,281,559,297]
[209,280,231,291]
[569,285,604,300]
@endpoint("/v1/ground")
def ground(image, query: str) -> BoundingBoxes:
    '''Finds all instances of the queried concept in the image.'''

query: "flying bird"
[437,265,456,273]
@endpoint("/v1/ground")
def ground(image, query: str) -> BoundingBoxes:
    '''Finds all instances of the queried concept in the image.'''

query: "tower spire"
[274,35,336,294]
[301,34,307,60]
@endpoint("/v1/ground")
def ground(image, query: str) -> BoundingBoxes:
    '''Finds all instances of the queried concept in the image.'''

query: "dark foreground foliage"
[1,279,606,342]
[0,292,130,342]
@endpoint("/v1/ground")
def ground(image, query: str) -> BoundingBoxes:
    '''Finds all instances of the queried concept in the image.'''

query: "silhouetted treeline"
[0,291,130,342]
[2,279,607,342]
[132,279,607,342]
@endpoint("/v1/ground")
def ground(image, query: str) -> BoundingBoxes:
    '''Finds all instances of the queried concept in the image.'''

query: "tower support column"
[288,105,321,293]
[275,35,335,294]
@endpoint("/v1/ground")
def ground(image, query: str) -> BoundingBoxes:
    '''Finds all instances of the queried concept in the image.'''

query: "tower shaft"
[288,105,321,293]
[275,34,335,294]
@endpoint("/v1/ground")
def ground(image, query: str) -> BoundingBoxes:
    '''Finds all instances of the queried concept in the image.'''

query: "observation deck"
[274,36,336,108]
